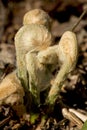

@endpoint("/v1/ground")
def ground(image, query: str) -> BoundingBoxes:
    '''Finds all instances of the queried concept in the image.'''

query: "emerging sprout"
[15,9,79,106]
[47,31,78,104]
[37,31,78,105]
[15,24,52,89]
[23,9,52,29]
[15,9,53,103]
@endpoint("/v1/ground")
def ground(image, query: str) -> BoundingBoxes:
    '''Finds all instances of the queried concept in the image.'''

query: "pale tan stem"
[47,31,78,105]
[26,52,40,104]
[47,60,70,104]
[16,50,28,90]
[72,8,87,31]
[15,24,52,91]
[26,50,53,104]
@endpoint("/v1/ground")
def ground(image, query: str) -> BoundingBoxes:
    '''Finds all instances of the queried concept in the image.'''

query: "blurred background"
[0,0,87,42]
[0,1,87,129]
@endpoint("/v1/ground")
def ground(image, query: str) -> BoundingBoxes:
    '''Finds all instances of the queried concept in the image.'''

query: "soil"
[0,0,87,130]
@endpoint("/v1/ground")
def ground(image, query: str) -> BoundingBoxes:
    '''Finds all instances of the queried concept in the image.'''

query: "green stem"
[47,60,71,105]
[16,50,28,90]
